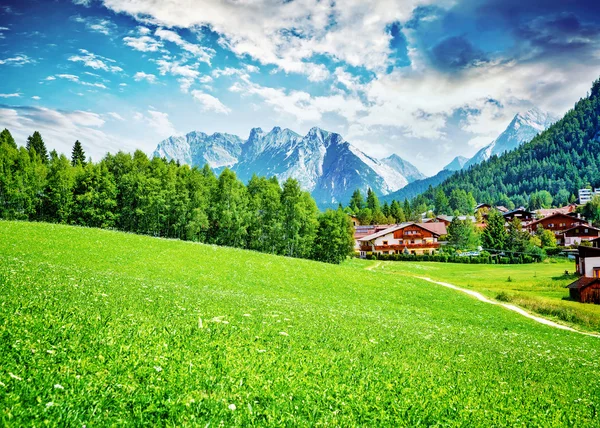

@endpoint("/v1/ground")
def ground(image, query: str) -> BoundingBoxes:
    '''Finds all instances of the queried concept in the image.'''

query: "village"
[351,192,600,305]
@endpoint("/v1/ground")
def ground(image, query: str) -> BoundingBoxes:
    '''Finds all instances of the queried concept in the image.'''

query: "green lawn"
[357,258,600,333]
[1,221,600,426]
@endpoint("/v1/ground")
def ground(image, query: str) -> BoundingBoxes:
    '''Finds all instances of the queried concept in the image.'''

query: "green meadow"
[364,259,600,333]
[1,221,600,426]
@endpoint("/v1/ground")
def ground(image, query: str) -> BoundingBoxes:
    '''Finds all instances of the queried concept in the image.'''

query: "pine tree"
[349,189,365,212]
[481,210,508,251]
[71,140,86,166]
[366,188,380,212]
[26,131,48,163]
[0,128,16,148]
[447,217,480,250]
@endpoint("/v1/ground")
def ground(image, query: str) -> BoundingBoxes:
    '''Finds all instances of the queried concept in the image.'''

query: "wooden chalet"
[503,208,534,224]
[562,225,600,246]
[526,213,587,245]
[568,246,600,304]
[357,222,447,257]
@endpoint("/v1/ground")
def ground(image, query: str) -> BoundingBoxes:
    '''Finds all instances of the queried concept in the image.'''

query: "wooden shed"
[567,277,600,304]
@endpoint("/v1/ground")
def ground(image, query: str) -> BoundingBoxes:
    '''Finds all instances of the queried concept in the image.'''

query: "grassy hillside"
[1,221,600,426]
[363,259,600,332]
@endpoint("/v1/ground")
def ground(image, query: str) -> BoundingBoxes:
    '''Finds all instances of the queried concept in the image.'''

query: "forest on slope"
[418,78,600,209]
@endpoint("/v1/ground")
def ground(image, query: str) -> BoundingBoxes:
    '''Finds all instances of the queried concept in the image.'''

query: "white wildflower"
[228,403,236,411]
[8,372,22,381]
[279,332,289,336]
[257,349,266,353]
[54,384,64,390]
[154,366,163,372]
[46,402,54,407]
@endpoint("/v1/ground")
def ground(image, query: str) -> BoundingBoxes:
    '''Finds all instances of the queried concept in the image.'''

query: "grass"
[1,220,600,426]
[357,258,600,333]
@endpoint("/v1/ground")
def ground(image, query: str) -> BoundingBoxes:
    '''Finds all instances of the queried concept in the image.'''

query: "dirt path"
[416,276,600,338]
[365,261,382,271]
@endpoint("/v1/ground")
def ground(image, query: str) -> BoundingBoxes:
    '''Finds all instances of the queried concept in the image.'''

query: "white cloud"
[155,28,213,64]
[31,96,41,100]
[0,93,21,98]
[0,54,33,66]
[156,59,199,79]
[0,105,143,159]
[71,15,116,35]
[52,73,108,89]
[107,112,124,121]
[190,90,231,114]
[119,83,127,86]
[68,49,123,73]
[101,0,437,79]
[72,0,92,7]
[45,76,56,81]
[133,71,157,83]
[133,109,178,138]
[123,35,164,52]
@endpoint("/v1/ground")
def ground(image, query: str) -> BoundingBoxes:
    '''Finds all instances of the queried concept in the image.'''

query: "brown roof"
[528,212,583,228]
[567,277,600,289]
[537,205,578,218]
[577,246,600,258]
[418,222,448,236]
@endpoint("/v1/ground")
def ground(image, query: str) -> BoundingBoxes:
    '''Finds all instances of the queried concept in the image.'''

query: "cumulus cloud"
[101,0,435,78]
[133,71,157,83]
[31,96,41,100]
[0,93,21,98]
[123,35,164,52]
[107,112,124,121]
[191,90,231,114]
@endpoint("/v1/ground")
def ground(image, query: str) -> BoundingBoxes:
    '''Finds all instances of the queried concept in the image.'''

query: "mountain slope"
[154,126,414,208]
[444,156,468,171]
[153,131,244,169]
[463,108,557,170]
[419,78,600,207]
[381,154,426,183]
[381,169,454,203]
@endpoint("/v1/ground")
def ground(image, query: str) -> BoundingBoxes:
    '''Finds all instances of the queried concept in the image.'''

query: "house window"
[560,223,566,227]
[383,251,389,255]
[594,268,600,278]
[585,229,589,233]
[382,240,388,245]
[411,240,415,244]
[548,223,554,227]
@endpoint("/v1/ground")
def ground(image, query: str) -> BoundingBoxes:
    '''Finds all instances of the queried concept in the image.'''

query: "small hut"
[567,277,600,304]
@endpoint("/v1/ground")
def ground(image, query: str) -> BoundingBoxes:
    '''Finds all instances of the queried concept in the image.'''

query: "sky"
[1,0,600,175]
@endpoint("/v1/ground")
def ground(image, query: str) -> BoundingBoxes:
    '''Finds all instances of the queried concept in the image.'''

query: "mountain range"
[154,126,423,208]
[153,108,555,208]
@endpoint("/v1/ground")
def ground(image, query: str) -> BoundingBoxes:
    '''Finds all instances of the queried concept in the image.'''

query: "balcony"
[360,243,440,252]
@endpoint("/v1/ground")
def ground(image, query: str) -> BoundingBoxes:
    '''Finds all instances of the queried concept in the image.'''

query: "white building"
[578,188,600,204]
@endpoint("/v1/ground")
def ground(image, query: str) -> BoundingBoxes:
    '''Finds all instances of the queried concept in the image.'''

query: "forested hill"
[420,78,600,208]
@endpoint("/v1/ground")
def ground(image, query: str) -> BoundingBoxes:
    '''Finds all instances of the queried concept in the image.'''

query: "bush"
[496,291,512,302]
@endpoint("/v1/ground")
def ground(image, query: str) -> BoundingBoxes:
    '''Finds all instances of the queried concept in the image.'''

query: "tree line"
[0,129,354,264]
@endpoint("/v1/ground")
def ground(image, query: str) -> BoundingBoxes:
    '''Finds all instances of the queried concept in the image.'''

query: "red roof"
[567,277,600,289]
[537,205,577,218]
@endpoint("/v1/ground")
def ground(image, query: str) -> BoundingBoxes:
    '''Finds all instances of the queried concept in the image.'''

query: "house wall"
[360,226,440,256]
[581,285,600,304]
[580,256,600,277]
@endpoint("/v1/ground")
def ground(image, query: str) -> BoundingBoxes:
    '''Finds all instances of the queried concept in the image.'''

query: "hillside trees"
[0,130,353,264]
[481,210,508,251]
[447,218,480,250]
[26,131,48,164]
[313,209,355,264]
[71,140,86,166]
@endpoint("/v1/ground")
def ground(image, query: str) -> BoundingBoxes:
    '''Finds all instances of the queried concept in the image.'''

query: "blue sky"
[1,0,599,175]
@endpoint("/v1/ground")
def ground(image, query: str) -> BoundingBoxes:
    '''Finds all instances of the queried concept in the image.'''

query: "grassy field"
[358,258,600,333]
[1,221,600,426]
